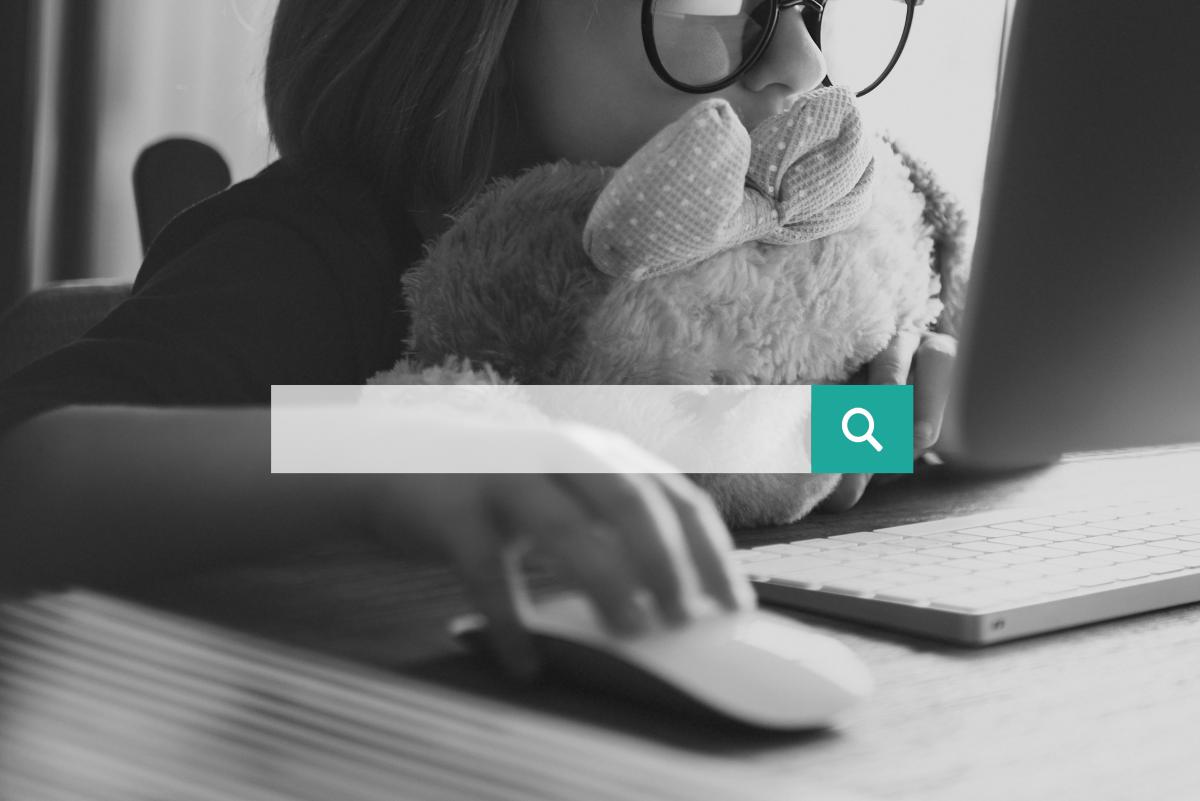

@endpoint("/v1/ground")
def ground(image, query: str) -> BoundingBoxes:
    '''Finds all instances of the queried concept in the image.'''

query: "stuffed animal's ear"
[583,98,752,281]
[744,86,876,245]
[583,88,878,281]
[883,135,973,337]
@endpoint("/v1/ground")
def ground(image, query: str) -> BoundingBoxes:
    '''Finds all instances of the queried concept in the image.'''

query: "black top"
[0,158,425,437]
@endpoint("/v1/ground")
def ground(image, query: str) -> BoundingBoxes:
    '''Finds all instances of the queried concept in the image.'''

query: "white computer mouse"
[451,593,873,730]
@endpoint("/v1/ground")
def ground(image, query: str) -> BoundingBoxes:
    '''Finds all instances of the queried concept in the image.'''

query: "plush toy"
[371,86,971,528]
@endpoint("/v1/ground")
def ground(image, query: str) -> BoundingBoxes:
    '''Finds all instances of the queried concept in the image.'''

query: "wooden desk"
[4,446,1200,800]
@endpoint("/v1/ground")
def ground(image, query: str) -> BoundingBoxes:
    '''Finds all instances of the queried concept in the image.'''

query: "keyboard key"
[736,550,781,563]
[846,570,929,588]
[765,565,871,586]
[1124,512,1181,526]
[945,557,1010,573]
[948,575,1008,590]
[943,575,1009,591]
[1014,546,1075,560]
[1052,524,1118,537]
[1118,529,1187,543]
[872,591,931,606]
[1114,543,1179,557]
[1070,568,1123,588]
[754,573,819,589]
[922,531,985,544]
[831,558,912,574]
[807,548,874,565]
[957,540,1016,553]
[1092,549,1147,564]
[1022,560,1083,577]
[750,544,802,556]
[1082,563,1153,582]
[1166,538,1200,552]
[745,555,839,575]
[990,534,1047,547]
[882,551,947,567]
[1140,556,1191,575]
[895,536,958,550]
[934,596,1011,612]
[927,597,998,613]
[928,587,1028,611]
[1023,529,1089,543]
[973,566,1043,583]
[1137,513,1191,526]
[1108,501,1176,517]
[875,508,1046,536]
[819,580,877,597]
[1146,524,1200,537]
[958,526,1009,537]
[1043,554,1115,570]
[780,541,842,553]
[986,521,1052,533]
[828,531,903,544]
[977,550,1048,565]
[1093,517,1171,532]
[1004,578,1080,601]
[1043,540,1111,554]
[802,539,862,551]
[875,580,972,604]
[1069,513,1122,525]
[916,546,980,560]
[1150,552,1200,569]
[840,543,917,557]
[1029,514,1104,527]
[1078,552,1128,567]
[1079,534,1143,547]
[907,563,971,578]
[821,573,930,595]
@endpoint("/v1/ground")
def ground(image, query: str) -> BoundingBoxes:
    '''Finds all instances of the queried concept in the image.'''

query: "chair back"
[0,137,231,381]
[0,279,131,381]
[134,137,231,253]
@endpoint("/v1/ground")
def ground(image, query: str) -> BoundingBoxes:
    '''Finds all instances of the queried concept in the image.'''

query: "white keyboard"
[737,500,1200,644]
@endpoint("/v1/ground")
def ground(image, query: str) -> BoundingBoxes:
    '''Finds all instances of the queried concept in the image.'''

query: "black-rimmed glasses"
[643,0,920,97]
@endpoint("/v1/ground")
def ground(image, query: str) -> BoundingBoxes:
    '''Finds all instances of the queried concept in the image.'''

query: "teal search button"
[811,385,914,474]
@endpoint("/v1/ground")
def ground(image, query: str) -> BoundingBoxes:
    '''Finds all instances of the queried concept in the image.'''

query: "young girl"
[0,0,955,676]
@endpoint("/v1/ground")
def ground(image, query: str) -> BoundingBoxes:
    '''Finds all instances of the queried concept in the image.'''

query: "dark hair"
[264,0,521,213]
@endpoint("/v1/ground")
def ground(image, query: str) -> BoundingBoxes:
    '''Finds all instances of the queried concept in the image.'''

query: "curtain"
[1,0,42,312]
[21,0,276,291]
[36,0,100,286]
[83,0,277,281]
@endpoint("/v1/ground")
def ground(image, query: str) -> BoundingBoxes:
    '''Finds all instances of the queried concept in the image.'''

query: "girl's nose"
[740,6,827,95]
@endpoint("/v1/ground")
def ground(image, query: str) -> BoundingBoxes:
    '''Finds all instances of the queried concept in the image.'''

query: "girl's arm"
[0,406,362,595]
[0,405,753,676]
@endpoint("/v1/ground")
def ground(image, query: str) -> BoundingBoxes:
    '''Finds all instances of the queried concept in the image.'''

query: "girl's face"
[502,0,827,169]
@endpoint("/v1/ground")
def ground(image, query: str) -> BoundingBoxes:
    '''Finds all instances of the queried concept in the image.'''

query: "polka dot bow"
[583,86,877,281]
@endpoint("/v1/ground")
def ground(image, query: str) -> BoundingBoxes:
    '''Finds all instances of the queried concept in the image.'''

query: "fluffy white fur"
[372,132,968,528]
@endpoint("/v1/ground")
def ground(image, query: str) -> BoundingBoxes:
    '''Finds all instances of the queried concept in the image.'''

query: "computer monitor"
[938,0,1200,469]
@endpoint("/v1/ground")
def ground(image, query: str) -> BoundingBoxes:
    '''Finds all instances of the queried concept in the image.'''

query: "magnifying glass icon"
[841,407,883,452]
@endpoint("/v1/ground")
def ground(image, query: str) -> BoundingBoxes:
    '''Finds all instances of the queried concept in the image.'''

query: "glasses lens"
[820,0,910,94]
[649,0,769,88]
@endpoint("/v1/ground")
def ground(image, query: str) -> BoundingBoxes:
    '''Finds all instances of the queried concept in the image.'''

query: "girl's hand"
[819,330,958,512]
[355,426,756,679]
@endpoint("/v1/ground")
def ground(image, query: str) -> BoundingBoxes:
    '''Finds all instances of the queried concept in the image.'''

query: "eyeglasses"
[642,0,920,97]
